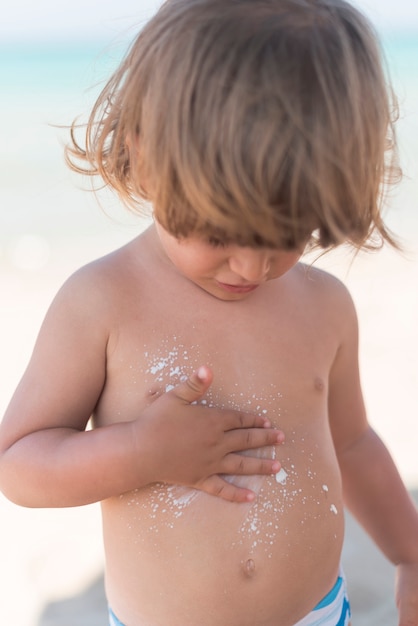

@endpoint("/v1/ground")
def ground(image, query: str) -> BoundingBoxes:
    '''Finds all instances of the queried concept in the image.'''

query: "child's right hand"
[134,366,285,503]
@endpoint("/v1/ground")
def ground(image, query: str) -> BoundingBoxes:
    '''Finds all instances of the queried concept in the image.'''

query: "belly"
[103,439,344,626]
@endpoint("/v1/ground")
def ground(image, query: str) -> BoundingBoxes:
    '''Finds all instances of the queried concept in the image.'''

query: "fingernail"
[272,461,281,472]
[196,366,207,381]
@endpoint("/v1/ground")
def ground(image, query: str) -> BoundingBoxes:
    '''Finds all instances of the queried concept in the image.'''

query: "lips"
[217,282,259,294]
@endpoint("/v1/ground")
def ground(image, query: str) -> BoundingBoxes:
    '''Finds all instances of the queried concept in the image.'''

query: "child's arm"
[328,286,418,626]
[0,269,283,508]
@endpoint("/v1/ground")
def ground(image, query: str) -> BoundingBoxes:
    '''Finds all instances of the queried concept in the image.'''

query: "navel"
[242,558,256,578]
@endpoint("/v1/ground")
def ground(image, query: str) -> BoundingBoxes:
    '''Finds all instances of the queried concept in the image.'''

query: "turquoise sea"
[0,32,417,272]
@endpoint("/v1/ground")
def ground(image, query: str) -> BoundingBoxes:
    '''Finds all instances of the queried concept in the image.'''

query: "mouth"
[216,282,259,294]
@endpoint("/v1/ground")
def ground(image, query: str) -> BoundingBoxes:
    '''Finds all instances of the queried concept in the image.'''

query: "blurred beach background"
[0,1,417,624]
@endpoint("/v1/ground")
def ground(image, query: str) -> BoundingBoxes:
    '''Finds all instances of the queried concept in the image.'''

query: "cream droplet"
[275,468,288,485]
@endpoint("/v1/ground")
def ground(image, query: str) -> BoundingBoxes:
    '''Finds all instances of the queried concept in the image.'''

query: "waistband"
[109,606,125,626]
[293,569,351,626]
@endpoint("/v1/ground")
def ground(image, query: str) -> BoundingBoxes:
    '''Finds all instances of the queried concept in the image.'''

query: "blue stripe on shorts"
[109,606,125,626]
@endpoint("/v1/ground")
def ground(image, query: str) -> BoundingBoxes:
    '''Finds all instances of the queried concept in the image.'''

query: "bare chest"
[95,287,337,428]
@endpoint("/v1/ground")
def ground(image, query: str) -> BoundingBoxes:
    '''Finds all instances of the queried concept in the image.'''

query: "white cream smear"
[275,468,289,485]
[122,341,339,560]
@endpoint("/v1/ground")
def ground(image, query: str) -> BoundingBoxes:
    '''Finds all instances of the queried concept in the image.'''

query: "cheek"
[183,256,219,277]
[168,247,212,277]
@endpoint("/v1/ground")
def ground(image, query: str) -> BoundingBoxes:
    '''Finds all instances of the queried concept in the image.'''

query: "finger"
[171,366,213,404]
[221,410,276,431]
[222,453,281,476]
[198,475,257,503]
[225,427,284,452]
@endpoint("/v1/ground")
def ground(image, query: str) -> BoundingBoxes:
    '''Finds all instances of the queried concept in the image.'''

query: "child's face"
[155,223,303,301]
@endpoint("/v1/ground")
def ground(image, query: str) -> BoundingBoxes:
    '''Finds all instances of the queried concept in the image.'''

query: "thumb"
[173,365,213,404]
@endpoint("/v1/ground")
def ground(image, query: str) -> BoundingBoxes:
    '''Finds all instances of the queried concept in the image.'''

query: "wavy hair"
[66,0,401,250]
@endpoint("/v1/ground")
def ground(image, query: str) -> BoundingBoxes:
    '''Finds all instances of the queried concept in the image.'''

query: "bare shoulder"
[294,261,358,331]
[63,238,140,289]
[52,236,144,315]
[0,234,151,443]
[297,262,355,304]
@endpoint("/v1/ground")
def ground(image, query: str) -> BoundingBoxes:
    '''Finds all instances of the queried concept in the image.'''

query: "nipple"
[242,558,256,578]
[314,377,325,392]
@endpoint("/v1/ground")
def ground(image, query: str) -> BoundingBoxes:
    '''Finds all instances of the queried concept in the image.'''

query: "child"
[1,0,417,624]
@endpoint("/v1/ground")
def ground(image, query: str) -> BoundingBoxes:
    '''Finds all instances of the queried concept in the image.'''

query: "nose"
[228,249,271,283]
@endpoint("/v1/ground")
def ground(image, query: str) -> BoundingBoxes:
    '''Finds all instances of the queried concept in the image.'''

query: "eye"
[207,236,227,248]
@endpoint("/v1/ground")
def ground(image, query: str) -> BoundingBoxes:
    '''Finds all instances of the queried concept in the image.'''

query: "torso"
[93,228,346,625]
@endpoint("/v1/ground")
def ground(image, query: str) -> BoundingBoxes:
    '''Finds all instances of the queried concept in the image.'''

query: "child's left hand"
[396,562,418,625]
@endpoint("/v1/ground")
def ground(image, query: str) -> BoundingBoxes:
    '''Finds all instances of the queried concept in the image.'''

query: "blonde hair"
[66,0,401,250]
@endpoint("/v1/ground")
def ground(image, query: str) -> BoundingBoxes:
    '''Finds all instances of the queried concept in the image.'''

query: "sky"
[1,0,418,43]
